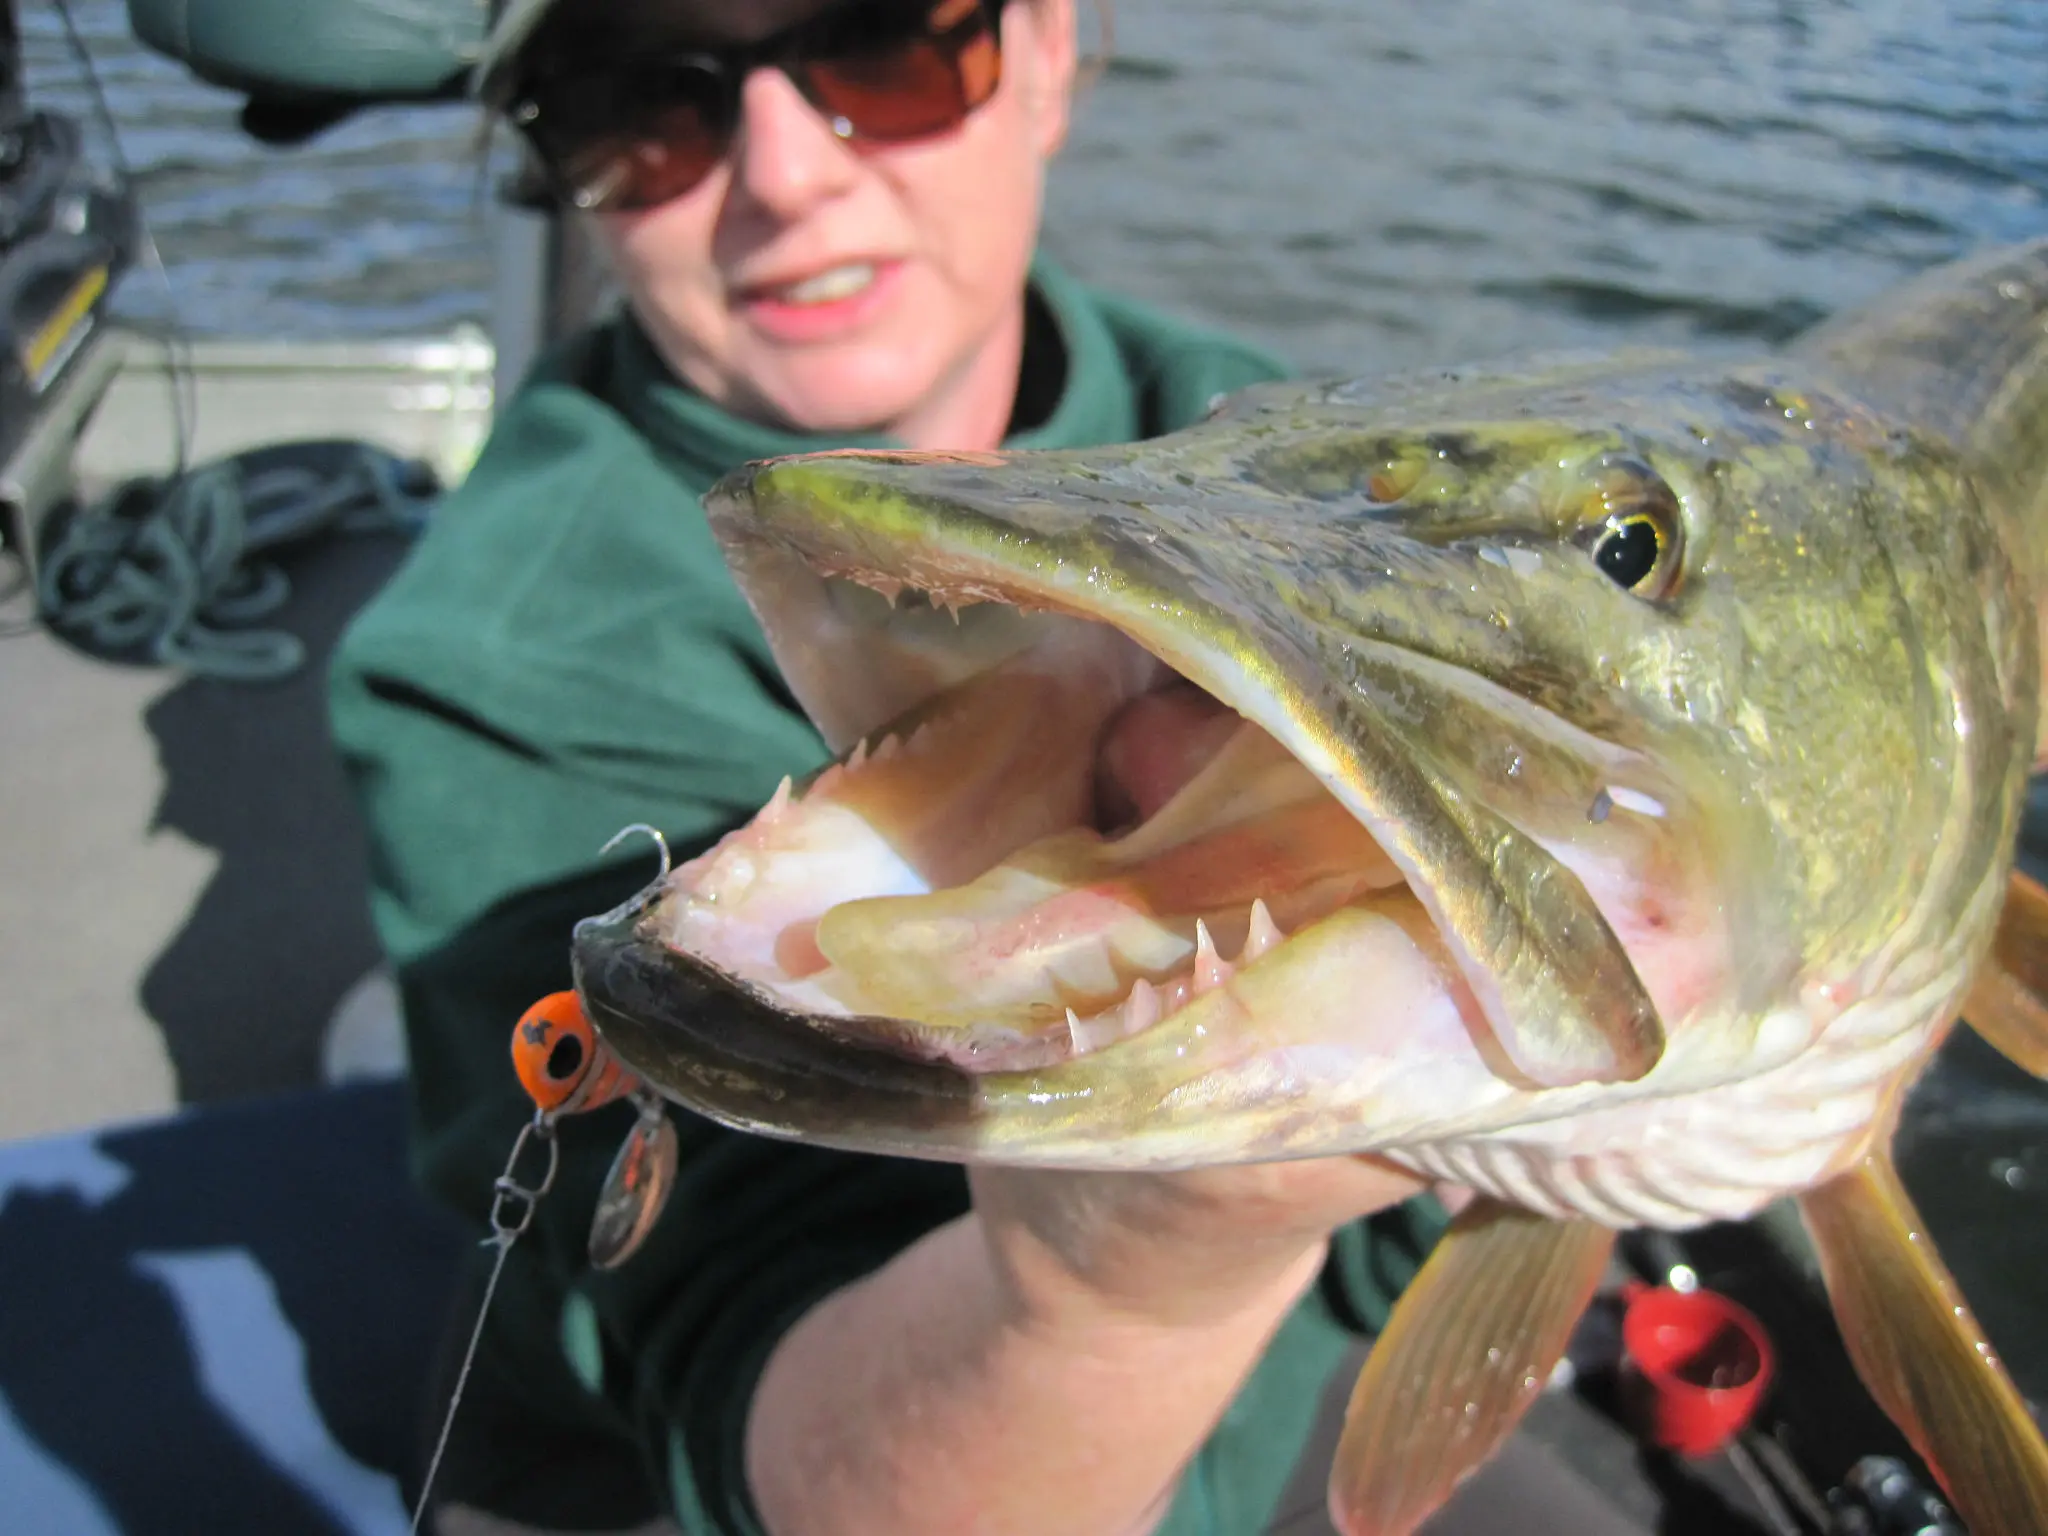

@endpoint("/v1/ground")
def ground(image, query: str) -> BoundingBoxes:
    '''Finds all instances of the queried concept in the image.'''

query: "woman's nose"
[729,66,863,218]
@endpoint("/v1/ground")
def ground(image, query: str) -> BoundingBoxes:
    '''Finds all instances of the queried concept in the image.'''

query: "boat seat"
[121,0,485,142]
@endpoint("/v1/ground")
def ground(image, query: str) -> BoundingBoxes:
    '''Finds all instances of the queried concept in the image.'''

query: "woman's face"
[590,0,1078,448]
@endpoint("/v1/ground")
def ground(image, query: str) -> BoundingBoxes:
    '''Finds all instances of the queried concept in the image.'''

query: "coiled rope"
[36,441,437,682]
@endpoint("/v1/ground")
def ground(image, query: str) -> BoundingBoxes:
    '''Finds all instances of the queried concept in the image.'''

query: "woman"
[328,2,1530,1531]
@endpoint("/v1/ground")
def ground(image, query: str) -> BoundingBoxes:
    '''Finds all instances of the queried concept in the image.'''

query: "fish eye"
[1577,456,1682,599]
[1364,447,1431,505]
[1593,515,1664,589]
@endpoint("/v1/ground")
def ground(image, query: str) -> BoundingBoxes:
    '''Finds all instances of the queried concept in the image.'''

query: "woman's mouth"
[739,259,904,341]
[774,262,879,305]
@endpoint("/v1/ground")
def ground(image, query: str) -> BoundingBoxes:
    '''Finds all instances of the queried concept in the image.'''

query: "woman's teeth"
[776,262,877,305]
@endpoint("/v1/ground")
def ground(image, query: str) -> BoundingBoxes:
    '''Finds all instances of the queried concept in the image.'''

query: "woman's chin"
[718,286,1021,443]
[743,354,953,439]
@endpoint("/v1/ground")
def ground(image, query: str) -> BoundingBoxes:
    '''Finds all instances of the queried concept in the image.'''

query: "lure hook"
[599,822,672,881]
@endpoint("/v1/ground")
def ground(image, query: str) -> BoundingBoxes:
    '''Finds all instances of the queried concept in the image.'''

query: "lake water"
[20,0,2048,376]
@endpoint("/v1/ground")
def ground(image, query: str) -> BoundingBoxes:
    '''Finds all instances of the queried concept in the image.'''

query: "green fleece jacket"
[329,256,1447,1534]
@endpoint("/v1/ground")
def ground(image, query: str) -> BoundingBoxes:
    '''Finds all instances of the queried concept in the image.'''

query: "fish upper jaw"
[557,441,1801,1170]
[705,451,1683,1079]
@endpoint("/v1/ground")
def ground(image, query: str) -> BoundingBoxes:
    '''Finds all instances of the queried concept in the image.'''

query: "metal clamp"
[486,1109,559,1243]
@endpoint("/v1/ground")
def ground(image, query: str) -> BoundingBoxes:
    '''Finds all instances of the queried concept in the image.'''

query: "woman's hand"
[969,1155,1431,1335]
[749,1157,1436,1536]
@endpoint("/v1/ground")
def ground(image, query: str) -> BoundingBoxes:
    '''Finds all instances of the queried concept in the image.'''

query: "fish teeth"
[1193,919,1235,992]
[763,775,794,821]
[1123,977,1162,1034]
[1068,975,1166,1057]
[1048,942,1121,998]
[1242,898,1284,963]
[847,737,870,771]
[1067,1005,1128,1055]
[872,733,901,762]
[871,578,904,606]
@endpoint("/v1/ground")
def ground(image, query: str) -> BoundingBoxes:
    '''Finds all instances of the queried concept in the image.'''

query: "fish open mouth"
[654,606,1422,1075]
[572,441,1703,1163]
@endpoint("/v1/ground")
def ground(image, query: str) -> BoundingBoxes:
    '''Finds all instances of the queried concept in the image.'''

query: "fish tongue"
[1107,716,1334,863]
[1095,682,1244,825]
[811,711,1405,1036]
[815,832,1192,1027]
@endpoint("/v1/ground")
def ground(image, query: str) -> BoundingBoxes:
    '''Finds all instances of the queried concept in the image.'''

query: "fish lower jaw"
[789,903,1295,1072]
[656,754,1407,1073]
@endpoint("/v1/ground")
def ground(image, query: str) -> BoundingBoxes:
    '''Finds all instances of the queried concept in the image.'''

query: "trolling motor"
[0,0,135,444]
[0,0,135,563]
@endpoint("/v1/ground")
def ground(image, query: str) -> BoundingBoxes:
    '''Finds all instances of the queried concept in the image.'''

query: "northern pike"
[563,239,2048,1532]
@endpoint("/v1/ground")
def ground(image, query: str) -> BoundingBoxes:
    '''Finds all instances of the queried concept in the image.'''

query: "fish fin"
[1327,1199,1613,1536]
[1963,967,2048,1078]
[1797,1151,2048,1534]
[1961,868,2048,1077]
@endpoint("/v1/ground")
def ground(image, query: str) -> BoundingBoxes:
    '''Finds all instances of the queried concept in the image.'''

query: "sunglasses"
[510,0,1007,212]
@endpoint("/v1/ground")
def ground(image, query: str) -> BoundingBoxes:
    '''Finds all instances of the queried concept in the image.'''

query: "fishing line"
[412,975,680,1531]
[47,0,196,484]
[411,1238,514,1536]
[411,1110,561,1535]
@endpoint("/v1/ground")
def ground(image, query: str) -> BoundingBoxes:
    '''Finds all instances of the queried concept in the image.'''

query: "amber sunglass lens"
[555,137,714,209]
[604,102,728,209]
[805,3,1000,142]
[807,44,967,138]
[539,66,732,211]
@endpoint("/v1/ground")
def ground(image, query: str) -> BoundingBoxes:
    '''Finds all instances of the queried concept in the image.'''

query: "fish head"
[572,353,2031,1170]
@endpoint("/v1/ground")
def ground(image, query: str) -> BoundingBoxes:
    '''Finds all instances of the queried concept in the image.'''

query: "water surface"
[22,0,2047,374]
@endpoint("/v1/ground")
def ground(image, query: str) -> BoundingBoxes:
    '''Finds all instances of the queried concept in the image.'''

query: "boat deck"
[1,325,489,1138]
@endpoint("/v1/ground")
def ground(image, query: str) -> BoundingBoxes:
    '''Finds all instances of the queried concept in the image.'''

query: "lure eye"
[546,1033,586,1084]
[1578,456,1682,599]
[513,991,598,1113]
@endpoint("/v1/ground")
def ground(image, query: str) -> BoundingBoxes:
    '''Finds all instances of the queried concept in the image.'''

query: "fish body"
[569,240,2048,1531]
